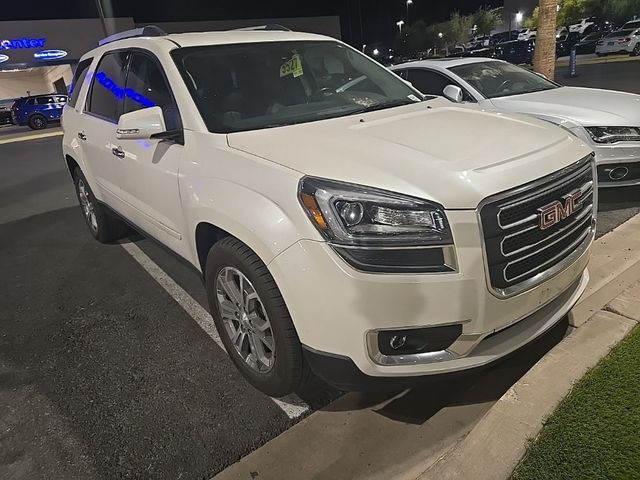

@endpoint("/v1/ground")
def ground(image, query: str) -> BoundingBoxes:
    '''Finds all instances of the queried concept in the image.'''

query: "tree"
[600,0,640,24]
[524,7,540,28]
[474,6,502,35]
[446,11,474,47]
[533,0,559,80]
[557,0,590,27]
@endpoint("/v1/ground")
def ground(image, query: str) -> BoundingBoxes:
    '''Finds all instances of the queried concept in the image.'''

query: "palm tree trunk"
[533,0,558,80]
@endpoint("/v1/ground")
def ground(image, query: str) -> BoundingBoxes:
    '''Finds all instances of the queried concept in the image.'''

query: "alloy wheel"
[33,117,45,129]
[77,178,98,233]
[215,267,275,373]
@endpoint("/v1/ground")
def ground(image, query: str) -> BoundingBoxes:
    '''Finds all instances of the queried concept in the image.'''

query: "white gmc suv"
[62,26,596,397]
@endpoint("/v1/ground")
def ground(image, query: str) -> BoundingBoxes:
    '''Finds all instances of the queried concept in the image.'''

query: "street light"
[406,0,413,22]
[396,20,405,32]
[438,32,444,39]
[372,48,380,56]
[515,11,523,24]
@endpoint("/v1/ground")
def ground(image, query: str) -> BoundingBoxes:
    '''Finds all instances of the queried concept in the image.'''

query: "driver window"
[124,53,181,131]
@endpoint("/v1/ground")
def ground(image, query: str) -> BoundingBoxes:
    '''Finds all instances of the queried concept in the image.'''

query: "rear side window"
[87,51,130,122]
[24,98,35,106]
[68,58,92,108]
[56,96,67,103]
[35,96,54,105]
[124,53,181,131]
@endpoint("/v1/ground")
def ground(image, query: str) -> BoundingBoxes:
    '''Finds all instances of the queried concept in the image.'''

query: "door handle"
[111,146,125,159]
[77,132,87,141]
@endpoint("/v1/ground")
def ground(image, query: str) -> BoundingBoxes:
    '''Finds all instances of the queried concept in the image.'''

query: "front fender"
[184,176,317,268]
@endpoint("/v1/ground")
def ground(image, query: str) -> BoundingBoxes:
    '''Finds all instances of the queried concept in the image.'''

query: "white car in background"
[622,19,640,30]
[391,58,640,187]
[569,17,596,34]
[595,28,640,56]
[518,28,537,41]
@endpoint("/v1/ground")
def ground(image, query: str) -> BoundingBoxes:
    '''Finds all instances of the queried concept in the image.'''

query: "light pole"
[406,0,413,23]
[396,20,405,33]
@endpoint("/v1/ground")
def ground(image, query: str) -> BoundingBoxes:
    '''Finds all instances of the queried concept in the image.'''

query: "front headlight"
[299,177,455,273]
[586,126,640,144]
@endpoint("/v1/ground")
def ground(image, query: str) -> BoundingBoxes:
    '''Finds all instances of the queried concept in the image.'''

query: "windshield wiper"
[357,98,421,113]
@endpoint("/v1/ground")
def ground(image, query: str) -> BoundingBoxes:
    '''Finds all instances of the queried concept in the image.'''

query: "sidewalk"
[214,213,640,480]
[556,53,640,67]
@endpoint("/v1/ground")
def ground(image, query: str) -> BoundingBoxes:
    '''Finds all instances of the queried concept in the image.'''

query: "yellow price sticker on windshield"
[280,54,304,78]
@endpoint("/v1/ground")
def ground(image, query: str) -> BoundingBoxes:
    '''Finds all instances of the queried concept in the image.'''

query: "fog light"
[389,335,407,350]
[607,166,629,181]
[377,324,463,356]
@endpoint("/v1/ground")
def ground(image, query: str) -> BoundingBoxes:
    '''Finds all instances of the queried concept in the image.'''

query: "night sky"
[3,0,504,45]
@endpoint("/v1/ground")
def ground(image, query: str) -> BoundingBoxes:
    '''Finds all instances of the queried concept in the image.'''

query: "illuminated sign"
[0,54,8,63]
[34,49,68,60]
[95,71,156,108]
[0,38,46,50]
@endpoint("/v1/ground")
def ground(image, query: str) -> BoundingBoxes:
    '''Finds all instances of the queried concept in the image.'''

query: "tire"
[28,114,47,130]
[632,44,640,57]
[205,237,307,397]
[72,167,128,243]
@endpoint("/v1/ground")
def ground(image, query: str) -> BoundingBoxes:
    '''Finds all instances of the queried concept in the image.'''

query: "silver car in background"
[595,28,640,56]
[391,58,640,187]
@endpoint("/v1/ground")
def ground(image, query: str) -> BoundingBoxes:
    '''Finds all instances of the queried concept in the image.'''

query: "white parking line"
[118,240,309,419]
[0,130,63,145]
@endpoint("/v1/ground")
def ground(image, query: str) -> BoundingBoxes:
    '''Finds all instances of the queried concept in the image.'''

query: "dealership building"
[0,16,341,102]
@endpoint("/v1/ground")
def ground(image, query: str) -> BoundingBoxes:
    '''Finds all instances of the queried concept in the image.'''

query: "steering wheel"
[497,79,515,92]
[310,87,336,101]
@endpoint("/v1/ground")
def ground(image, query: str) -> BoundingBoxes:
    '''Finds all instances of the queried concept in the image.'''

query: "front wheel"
[205,237,307,397]
[28,114,47,130]
[632,44,640,57]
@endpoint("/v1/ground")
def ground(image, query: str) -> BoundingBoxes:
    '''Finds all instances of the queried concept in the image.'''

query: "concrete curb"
[415,214,640,480]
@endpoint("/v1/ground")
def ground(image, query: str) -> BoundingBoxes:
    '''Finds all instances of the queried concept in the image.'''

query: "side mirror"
[116,106,166,140]
[443,84,463,103]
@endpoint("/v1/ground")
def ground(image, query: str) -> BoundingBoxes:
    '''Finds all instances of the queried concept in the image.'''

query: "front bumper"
[268,209,592,382]
[592,142,640,187]
[304,270,587,391]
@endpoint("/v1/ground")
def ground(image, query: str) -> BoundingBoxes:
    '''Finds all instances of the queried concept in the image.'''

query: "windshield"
[581,33,599,41]
[449,61,559,99]
[171,41,422,133]
[606,29,634,38]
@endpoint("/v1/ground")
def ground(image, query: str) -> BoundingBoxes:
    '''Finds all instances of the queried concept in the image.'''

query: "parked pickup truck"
[62,26,595,396]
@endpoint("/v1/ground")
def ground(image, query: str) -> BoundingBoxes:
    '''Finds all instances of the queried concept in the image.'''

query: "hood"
[489,86,640,127]
[227,99,591,209]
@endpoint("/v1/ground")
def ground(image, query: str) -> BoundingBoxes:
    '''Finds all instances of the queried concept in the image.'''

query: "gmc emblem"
[538,190,583,230]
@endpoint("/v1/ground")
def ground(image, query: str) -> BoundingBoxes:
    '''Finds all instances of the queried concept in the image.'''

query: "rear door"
[34,96,57,120]
[115,51,186,254]
[81,50,130,205]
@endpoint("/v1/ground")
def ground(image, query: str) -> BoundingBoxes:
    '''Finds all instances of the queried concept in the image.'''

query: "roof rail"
[98,25,167,46]
[233,24,291,32]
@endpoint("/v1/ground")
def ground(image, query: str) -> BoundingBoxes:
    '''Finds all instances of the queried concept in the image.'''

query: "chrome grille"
[479,155,596,297]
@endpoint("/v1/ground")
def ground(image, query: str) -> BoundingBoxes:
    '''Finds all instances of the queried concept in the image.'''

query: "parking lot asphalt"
[1,131,639,479]
[556,59,640,94]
